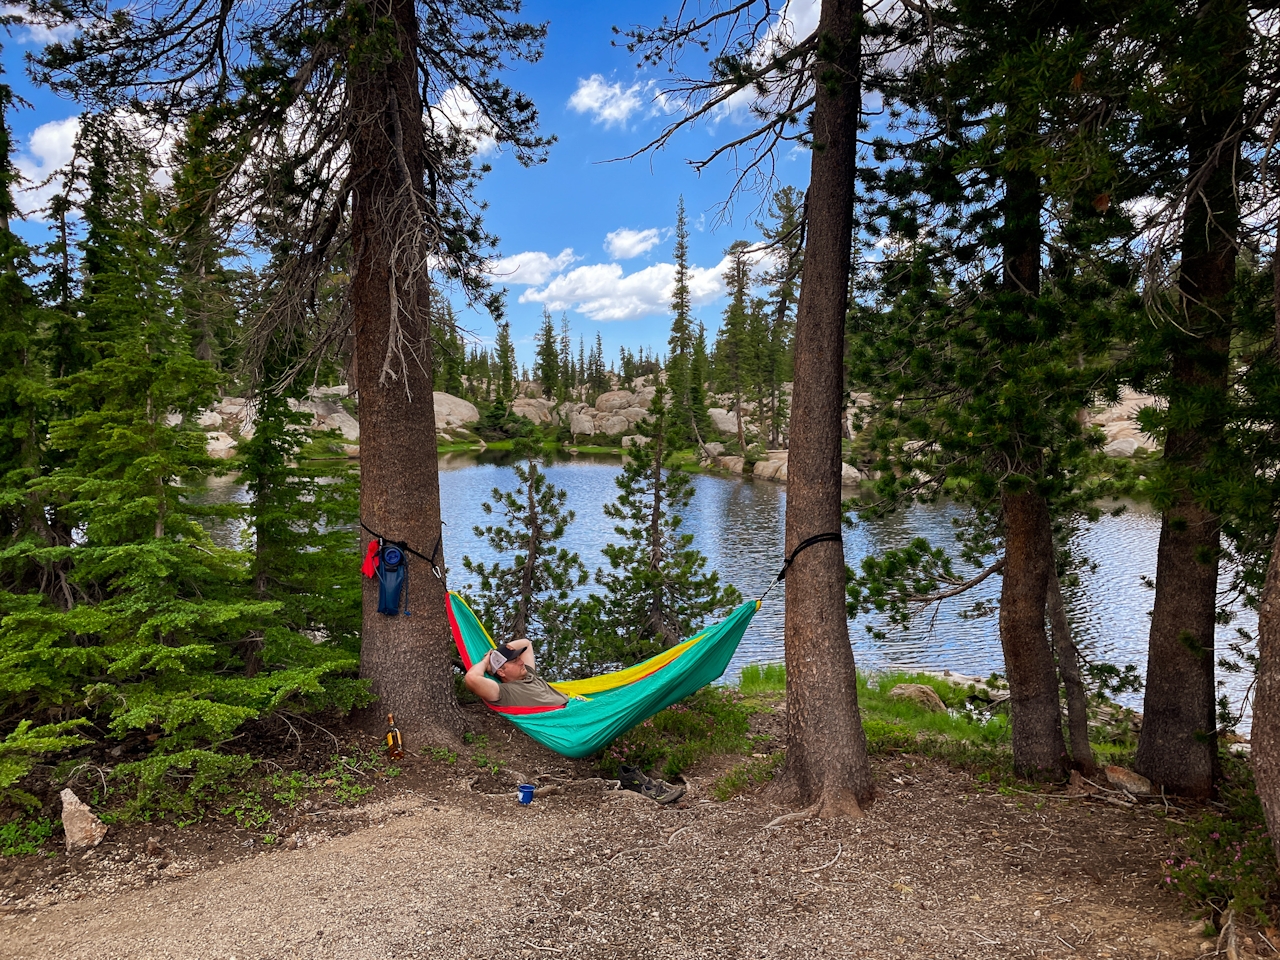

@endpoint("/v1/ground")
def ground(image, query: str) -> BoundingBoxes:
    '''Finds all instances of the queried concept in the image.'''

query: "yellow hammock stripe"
[549,631,710,697]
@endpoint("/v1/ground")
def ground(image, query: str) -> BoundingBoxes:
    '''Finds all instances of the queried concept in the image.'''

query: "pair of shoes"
[618,765,685,804]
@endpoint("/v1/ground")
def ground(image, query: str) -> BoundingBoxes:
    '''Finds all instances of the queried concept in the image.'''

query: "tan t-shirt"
[494,665,569,709]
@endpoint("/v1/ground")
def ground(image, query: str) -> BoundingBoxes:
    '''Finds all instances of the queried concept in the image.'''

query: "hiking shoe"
[618,765,647,792]
[639,775,686,805]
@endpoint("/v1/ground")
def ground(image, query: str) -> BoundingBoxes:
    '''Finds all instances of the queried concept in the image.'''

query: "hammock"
[446,591,760,758]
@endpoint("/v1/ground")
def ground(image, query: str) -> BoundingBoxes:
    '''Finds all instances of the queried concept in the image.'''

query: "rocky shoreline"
[185,381,1161,489]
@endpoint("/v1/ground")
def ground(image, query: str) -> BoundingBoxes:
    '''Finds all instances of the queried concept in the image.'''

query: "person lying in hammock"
[463,638,569,709]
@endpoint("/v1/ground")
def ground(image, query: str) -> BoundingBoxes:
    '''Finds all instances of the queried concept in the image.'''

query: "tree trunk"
[349,0,460,743]
[1135,0,1244,797]
[996,150,1066,779]
[513,464,540,642]
[775,0,873,817]
[1047,561,1097,775]
[1000,490,1067,778]
[1254,528,1280,866]
[1254,307,1280,868]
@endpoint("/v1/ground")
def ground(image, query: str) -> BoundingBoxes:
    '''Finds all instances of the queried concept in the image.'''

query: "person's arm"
[464,654,501,702]
[508,637,536,669]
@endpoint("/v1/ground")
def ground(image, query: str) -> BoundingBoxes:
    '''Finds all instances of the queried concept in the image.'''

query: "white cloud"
[568,75,644,128]
[433,86,497,156]
[486,248,577,286]
[605,227,662,260]
[14,115,79,216]
[0,5,78,44]
[519,254,741,322]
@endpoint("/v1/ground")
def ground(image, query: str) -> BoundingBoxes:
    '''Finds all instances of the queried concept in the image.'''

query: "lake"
[194,452,1259,722]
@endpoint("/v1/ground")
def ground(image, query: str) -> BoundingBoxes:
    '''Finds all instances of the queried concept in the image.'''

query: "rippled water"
[192,452,1259,719]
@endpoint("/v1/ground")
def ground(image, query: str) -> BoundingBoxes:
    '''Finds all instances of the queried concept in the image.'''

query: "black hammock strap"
[759,531,843,602]
[360,519,444,580]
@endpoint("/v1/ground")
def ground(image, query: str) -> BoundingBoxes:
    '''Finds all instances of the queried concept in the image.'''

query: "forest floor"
[0,702,1263,960]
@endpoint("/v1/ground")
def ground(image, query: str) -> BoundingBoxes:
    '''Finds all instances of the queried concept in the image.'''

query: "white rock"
[206,432,238,460]
[1090,387,1158,426]
[238,424,255,441]
[317,411,360,442]
[620,406,650,424]
[433,392,480,429]
[289,397,344,419]
[621,435,648,449]
[599,415,630,436]
[754,459,782,480]
[701,442,725,458]
[715,455,746,474]
[634,386,657,408]
[60,788,108,851]
[569,412,596,436]
[511,398,553,424]
[310,384,349,398]
[196,410,223,429]
[841,463,863,485]
[595,390,637,414]
[214,398,247,416]
[1103,437,1139,457]
[163,412,183,427]
[708,408,739,434]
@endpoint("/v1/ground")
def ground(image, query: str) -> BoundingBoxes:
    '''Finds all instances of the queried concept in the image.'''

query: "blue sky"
[1,1,816,371]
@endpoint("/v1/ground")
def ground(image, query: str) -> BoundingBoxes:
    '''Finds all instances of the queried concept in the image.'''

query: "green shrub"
[0,817,54,856]
[1161,754,1279,924]
[600,686,753,780]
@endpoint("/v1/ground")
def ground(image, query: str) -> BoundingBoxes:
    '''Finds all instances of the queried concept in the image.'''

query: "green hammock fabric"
[447,591,760,758]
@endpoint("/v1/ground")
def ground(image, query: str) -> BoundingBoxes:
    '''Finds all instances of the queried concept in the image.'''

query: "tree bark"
[1046,562,1097,775]
[1254,529,1280,865]
[1253,334,1280,866]
[996,152,1067,779]
[1135,0,1244,797]
[349,0,460,743]
[1000,490,1068,778]
[776,0,874,817]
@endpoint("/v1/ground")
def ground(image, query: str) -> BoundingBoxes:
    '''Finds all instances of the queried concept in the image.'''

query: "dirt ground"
[0,705,1260,960]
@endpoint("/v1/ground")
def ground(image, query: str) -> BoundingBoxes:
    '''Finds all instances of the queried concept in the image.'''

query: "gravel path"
[0,756,1210,960]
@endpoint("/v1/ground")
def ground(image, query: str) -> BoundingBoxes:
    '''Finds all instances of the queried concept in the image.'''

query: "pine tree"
[238,333,362,675]
[589,333,609,397]
[0,122,360,780]
[558,313,574,400]
[665,198,695,448]
[756,186,803,446]
[588,387,740,669]
[712,241,755,452]
[0,85,50,598]
[534,309,559,398]
[495,321,516,402]
[461,457,588,678]
[431,299,465,396]
[31,0,551,742]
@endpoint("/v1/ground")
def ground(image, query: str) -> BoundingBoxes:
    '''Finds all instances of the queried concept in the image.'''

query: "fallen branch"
[800,842,843,873]
[667,825,696,844]
[764,804,819,829]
